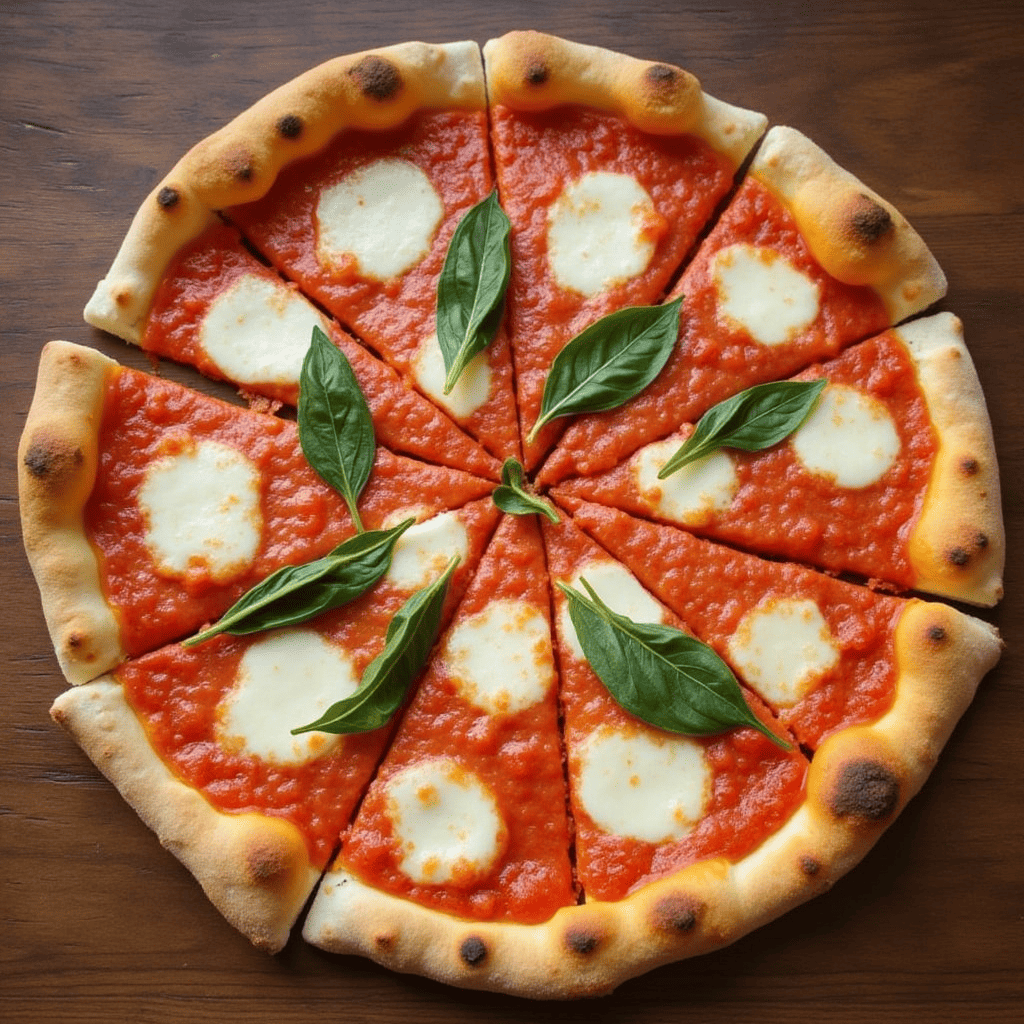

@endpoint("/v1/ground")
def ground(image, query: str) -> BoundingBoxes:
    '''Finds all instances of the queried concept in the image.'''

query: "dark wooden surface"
[3,1,1022,1020]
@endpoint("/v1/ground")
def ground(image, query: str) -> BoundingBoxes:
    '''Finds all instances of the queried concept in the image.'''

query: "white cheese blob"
[138,439,262,582]
[411,331,492,420]
[727,598,840,708]
[711,243,821,346]
[383,758,506,885]
[633,437,739,525]
[547,171,658,297]
[575,726,711,843]
[316,158,443,280]
[559,558,667,662]
[385,510,470,592]
[200,273,329,387]
[443,599,554,715]
[789,383,901,488]
[216,628,359,765]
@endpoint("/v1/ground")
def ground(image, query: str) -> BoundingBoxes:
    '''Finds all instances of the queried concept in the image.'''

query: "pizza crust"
[84,40,485,344]
[51,679,320,954]
[483,31,767,161]
[18,341,124,684]
[898,313,1005,605]
[752,126,947,322]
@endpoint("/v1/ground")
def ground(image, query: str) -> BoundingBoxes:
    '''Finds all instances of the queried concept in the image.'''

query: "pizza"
[18,30,1005,999]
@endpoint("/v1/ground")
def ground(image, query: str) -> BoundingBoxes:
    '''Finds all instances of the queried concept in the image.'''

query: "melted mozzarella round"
[727,598,840,707]
[383,758,506,885]
[558,558,666,662]
[711,243,821,346]
[199,273,329,387]
[384,510,470,592]
[316,158,444,280]
[411,331,492,420]
[547,171,659,296]
[216,628,359,764]
[633,437,738,524]
[443,598,554,715]
[138,440,262,582]
[789,383,901,487]
[575,726,711,843]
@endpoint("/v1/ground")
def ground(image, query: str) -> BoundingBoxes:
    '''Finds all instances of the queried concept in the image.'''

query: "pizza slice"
[18,341,494,683]
[49,499,501,953]
[303,514,578,985]
[539,125,948,485]
[554,312,1004,606]
[483,31,767,470]
[222,43,520,463]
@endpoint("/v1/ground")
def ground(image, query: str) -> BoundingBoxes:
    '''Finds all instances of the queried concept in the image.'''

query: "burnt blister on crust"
[348,55,402,101]
[927,624,948,643]
[459,935,488,966]
[156,185,180,209]
[23,437,84,483]
[799,855,821,877]
[524,59,549,86]
[564,926,602,955]
[849,194,893,244]
[959,457,980,477]
[829,760,900,823]
[651,893,702,934]
[276,114,303,139]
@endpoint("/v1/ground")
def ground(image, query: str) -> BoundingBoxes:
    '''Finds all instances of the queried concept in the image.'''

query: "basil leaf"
[658,378,827,479]
[558,579,790,750]
[527,297,682,445]
[436,191,511,394]
[492,458,559,523]
[292,556,458,735]
[298,326,376,532]
[183,520,415,645]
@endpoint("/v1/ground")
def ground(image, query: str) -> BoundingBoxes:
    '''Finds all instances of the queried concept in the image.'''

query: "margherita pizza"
[19,30,1004,1000]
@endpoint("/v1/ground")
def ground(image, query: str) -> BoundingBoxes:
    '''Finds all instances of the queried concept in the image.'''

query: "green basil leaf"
[658,378,827,479]
[528,297,682,445]
[183,520,415,645]
[436,191,511,394]
[558,579,790,750]
[298,325,376,532]
[492,458,559,523]
[292,556,458,735]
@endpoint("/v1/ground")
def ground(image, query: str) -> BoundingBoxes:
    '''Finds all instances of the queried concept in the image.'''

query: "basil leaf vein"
[436,191,511,394]
[658,378,827,479]
[558,579,790,749]
[491,458,559,523]
[528,297,682,445]
[291,556,458,735]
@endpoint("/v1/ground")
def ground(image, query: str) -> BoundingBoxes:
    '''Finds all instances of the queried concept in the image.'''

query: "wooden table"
[3,2,1022,1020]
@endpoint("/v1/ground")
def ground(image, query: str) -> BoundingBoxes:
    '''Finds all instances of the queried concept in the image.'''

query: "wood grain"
[3,1,1022,1020]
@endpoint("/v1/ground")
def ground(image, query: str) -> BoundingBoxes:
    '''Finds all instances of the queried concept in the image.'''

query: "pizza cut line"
[19,31,1005,999]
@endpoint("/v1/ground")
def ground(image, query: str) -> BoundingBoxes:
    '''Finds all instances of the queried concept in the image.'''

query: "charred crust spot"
[800,856,821,876]
[646,63,679,90]
[651,894,701,934]
[349,55,402,101]
[849,195,893,244]
[66,631,84,650]
[927,624,948,643]
[276,114,303,139]
[459,936,487,966]
[156,186,180,209]
[975,532,989,550]
[524,60,549,86]
[23,439,83,480]
[565,927,601,955]
[948,546,971,567]
[234,161,254,182]
[830,760,900,822]
[960,457,980,476]
[374,932,395,951]
[246,844,288,882]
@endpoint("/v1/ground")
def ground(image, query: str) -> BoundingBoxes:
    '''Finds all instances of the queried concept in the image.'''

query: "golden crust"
[483,31,766,160]
[84,40,485,343]
[18,342,124,684]
[303,600,1000,999]
[898,313,1004,605]
[752,126,947,321]
[51,680,319,953]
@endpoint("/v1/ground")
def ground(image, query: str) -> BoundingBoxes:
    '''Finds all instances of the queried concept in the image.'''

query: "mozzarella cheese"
[199,272,329,387]
[384,510,470,592]
[215,628,359,765]
[546,171,659,296]
[137,439,262,582]
[411,331,492,420]
[558,558,667,661]
[575,725,711,843]
[315,158,444,280]
[633,437,739,524]
[726,598,840,708]
[711,243,821,346]
[382,758,506,885]
[442,598,554,715]
[789,383,900,488]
